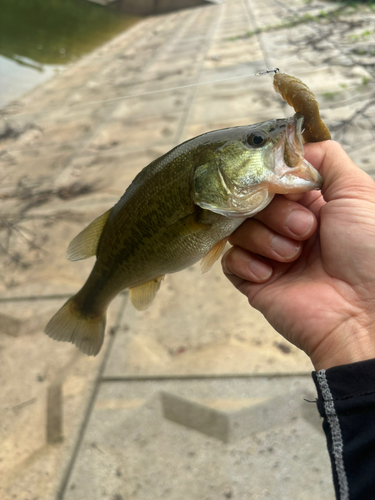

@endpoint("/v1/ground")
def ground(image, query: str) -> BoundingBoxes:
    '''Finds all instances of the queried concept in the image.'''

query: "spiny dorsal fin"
[129,276,165,311]
[67,208,112,261]
[200,238,228,274]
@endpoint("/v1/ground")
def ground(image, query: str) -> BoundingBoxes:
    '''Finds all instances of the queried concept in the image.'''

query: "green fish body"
[45,113,322,355]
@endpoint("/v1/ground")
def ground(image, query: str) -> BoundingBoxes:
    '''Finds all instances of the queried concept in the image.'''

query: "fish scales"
[87,133,242,306]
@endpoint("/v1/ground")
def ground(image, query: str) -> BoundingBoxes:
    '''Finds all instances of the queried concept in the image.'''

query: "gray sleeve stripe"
[316,370,350,500]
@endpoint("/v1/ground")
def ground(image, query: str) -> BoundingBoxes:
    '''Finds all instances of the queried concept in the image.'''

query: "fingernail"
[285,211,314,236]
[271,235,300,259]
[249,259,272,280]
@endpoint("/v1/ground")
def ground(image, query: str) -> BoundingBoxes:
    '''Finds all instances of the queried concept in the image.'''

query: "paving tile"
[350,158,375,179]
[62,376,334,500]
[0,294,126,500]
[89,113,183,150]
[111,88,190,120]
[105,262,312,377]
[0,142,177,299]
[182,108,287,141]
[0,202,110,298]
[188,78,282,125]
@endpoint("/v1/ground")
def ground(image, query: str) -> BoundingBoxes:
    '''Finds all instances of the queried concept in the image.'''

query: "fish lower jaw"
[272,157,323,193]
[269,173,322,194]
[269,181,320,195]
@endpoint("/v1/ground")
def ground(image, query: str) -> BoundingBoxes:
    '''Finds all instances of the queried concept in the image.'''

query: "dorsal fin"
[200,238,227,274]
[129,276,165,311]
[67,208,112,261]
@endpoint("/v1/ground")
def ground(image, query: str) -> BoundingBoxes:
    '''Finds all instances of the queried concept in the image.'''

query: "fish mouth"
[285,112,305,166]
[273,113,323,192]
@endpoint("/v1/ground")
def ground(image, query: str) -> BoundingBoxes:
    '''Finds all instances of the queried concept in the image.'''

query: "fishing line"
[2,136,172,157]
[3,68,279,121]
[1,68,279,157]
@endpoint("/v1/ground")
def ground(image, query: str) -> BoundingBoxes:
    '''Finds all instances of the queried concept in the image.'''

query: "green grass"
[361,76,371,85]
[322,91,341,99]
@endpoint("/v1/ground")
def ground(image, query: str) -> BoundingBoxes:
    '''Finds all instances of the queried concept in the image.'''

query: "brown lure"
[273,72,331,143]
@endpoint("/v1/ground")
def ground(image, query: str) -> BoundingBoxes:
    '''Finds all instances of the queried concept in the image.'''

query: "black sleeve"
[312,359,375,500]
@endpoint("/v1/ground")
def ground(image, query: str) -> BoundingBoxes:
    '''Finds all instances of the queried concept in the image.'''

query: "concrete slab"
[0,142,176,299]
[62,376,334,500]
[0,294,127,500]
[187,73,282,126]
[0,204,110,298]
[348,142,375,179]
[111,89,190,120]
[105,261,312,377]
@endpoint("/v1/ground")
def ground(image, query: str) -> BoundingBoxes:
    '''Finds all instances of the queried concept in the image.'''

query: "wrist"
[310,321,375,371]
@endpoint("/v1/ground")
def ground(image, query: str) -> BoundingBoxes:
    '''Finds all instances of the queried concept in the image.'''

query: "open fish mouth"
[276,113,323,190]
[284,112,305,167]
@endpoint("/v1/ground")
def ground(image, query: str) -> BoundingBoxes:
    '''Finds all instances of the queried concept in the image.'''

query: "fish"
[45,112,322,356]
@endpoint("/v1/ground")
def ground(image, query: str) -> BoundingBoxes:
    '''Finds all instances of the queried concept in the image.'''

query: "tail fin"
[44,297,106,356]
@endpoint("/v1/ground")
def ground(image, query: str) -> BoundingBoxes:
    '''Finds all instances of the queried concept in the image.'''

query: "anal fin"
[67,208,112,261]
[129,276,165,311]
[200,239,227,274]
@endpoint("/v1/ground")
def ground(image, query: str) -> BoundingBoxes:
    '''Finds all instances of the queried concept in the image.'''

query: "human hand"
[222,141,375,370]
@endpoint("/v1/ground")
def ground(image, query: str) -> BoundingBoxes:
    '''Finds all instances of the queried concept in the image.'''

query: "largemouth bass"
[45,113,322,356]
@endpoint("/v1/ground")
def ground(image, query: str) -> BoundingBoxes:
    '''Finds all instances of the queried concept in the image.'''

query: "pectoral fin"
[67,208,112,261]
[200,239,227,273]
[129,276,165,311]
[166,212,208,237]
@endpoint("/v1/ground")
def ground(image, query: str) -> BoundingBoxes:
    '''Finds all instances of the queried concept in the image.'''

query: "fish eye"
[247,131,268,148]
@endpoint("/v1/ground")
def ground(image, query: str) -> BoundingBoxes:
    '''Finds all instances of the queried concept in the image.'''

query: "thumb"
[304,141,375,203]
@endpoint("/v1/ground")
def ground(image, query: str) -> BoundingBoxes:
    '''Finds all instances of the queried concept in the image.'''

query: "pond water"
[0,0,139,107]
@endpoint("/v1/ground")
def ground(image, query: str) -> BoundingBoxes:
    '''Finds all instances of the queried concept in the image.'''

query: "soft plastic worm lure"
[273,72,331,143]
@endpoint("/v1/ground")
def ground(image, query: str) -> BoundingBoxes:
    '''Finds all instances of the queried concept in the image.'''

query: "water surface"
[0,0,139,106]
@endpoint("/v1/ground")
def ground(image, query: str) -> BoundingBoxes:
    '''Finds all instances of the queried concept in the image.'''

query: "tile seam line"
[0,291,129,303]
[56,293,128,500]
[50,10,195,174]
[89,9,200,137]
[100,372,312,381]
[174,3,223,143]
[19,9,207,173]
[242,0,273,71]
